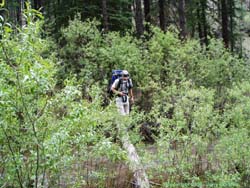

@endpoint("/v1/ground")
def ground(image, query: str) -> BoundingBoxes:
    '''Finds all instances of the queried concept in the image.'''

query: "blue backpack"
[107,70,123,97]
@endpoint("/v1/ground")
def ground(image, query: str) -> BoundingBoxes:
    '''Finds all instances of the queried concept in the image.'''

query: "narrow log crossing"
[118,121,150,188]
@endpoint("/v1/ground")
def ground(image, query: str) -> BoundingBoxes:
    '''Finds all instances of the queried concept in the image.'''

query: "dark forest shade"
[33,0,42,10]
[144,0,151,33]
[2,0,248,53]
[221,0,229,48]
[159,0,165,31]
[197,0,208,46]
[178,0,187,38]
[201,0,208,46]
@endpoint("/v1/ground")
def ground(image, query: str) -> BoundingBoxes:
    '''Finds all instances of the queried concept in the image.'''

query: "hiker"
[111,70,134,115]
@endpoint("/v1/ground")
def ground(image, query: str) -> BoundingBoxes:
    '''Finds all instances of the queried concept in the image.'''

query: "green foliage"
[57,17,250,186]
[58,16,103,85]
[0,10,128,187]
[152,81,217,137]
[223,81,250,130]
[58,16,145,92]
[0,8,56,187]
[212,128,250,187]
[146,28,248,89]
[58,16,249,92]
[53,17,250,187]
[1,7,250,187]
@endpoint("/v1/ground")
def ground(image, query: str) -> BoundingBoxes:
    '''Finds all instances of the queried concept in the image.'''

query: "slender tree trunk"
[144,0,151,33]
[197,6,204,46]
[201,0,208,46]
[17,0,22,26]
[135,0,144,37]
[17,0,25,27]
[159,0,165,31]
[221,0,229,48]
[102,0,109,32]
[197,0,209,47]
[178,0,187,38]
[229,0,235,52]
[239,0,244,57]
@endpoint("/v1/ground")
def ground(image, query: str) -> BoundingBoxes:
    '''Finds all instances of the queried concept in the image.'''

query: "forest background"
[1,0,250,187]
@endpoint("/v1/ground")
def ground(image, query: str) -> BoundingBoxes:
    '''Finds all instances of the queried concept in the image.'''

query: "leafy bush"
[0,7,56,187]
[0,9,128,187]
[58,16,145,94]
[212,128,250,187]
[152,81,217,137]
[223,81,250,130]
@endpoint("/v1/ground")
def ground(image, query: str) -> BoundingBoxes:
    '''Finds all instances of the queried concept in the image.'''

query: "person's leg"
[124,99,130,115]
[116,97,126,115]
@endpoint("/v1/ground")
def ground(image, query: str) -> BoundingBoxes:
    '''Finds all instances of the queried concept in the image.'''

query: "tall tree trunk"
[197,0,209,47]
[17,0,25,27]
[17,0,22,26]
[229,0,235,52]
[135,0,144,37]
[221,0,229,48]
[178,0,187,38]
[197,6,204,46]
[102,0,109,32]
[159,0,165,31]
[201,0,208,46]
[144,0,151,33]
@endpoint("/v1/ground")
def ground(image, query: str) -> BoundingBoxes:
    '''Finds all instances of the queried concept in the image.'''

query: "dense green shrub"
[0,8,57,187]
[213,128,250,187]
[151,81,218,137]
[0,10,127,187]
[146,28,249,89]
[58,16,145,94]
[223,81,250,130]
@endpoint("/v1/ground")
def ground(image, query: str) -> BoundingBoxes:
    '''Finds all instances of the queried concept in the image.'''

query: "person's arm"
[128,79,134,102]
[129,88,134,103]
[111,79,125,96]
[111,87,124,96]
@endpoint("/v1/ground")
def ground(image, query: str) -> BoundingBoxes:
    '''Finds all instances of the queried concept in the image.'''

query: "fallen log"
[118,122,150,188]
